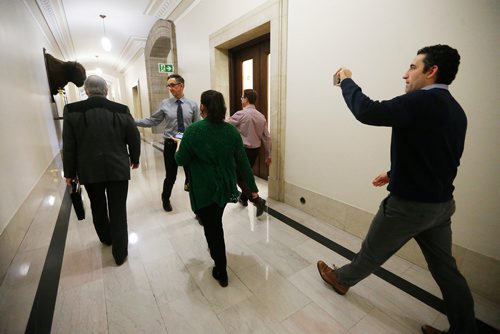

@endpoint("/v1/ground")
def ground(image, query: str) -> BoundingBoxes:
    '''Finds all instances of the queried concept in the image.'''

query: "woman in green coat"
[175,90,260,287]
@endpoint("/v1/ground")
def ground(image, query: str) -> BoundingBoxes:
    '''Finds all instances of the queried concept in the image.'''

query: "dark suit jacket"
[63,95,140,184]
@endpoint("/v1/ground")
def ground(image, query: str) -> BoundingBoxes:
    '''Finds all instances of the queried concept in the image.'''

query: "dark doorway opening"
[229,34,270,179]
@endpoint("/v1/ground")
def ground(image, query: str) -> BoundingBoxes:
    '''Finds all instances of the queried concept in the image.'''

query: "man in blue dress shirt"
[135,74,200,212]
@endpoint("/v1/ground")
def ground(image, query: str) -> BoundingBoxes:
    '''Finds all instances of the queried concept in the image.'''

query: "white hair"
[84,75,108,96]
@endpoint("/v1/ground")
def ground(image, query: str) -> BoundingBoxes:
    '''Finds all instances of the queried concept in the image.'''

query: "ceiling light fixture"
[94,55,102,76]
[99,14,111,52]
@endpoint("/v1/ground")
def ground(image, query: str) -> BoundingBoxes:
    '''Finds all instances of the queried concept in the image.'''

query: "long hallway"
[1,141,499,333]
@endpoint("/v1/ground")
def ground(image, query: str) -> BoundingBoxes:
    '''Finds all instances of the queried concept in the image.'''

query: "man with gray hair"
[63,75,141,265]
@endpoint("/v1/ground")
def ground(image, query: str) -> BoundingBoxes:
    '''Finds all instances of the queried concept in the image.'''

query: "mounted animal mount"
[43,48,86,102]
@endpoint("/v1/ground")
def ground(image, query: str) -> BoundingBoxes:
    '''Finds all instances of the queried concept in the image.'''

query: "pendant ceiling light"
[99,14,111,52]
[94,55,102,76]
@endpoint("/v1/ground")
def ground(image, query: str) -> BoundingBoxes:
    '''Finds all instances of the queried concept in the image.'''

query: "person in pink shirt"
[228,89,271,217]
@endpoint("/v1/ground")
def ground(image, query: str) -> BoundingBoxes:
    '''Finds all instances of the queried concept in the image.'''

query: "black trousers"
[237,147,260,201]
[196,203,227,272]
[162,139,188,203]
[85,180,129,262]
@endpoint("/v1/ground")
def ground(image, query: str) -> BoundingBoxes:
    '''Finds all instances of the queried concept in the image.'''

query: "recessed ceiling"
[27,0,186,79]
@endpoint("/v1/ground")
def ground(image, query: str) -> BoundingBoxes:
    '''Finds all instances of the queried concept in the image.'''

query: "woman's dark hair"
[200,90,226,123]
[417,44,460,85]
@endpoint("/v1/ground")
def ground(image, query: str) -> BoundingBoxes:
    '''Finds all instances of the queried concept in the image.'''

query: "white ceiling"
[27,0,190,78]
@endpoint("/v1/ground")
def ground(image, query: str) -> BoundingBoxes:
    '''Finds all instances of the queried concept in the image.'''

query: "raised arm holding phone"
[318,45,477,334]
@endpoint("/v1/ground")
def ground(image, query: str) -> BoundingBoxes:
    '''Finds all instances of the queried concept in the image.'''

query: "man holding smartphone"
[317,45,477,334]
[135,74,200,212]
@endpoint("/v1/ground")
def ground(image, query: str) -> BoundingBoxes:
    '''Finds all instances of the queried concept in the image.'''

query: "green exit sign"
[158,63,174,73]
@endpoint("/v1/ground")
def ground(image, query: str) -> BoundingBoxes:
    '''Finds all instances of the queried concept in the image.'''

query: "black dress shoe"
[101,240,112,246]
[195,214,203,226]
[238,194,248,207]
[99,236,112,246]
[115,255,128,266]
[212,267,228,287]
[162,201,173,212]
[254,198,267,217]
[421,325,446,334]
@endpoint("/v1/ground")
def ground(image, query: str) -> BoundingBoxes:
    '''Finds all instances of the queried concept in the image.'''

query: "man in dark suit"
[63,75,140,265]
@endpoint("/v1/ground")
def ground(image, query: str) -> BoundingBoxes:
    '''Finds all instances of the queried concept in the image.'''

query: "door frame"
[208,0,288,201]
[132,82,144,137]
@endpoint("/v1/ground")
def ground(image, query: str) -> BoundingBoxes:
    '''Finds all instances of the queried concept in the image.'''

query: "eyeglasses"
[167,82,181,88]
[240,96,246,99]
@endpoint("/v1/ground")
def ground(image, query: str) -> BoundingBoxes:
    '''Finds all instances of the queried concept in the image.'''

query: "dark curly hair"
[200,90,226,123]
[417,44,460,85]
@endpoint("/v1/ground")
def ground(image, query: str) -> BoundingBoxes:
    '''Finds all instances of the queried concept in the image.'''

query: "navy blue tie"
[176,100,185,132]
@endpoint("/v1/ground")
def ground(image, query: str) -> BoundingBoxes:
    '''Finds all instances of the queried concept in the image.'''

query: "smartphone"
[333,73,341,86]
[174,132,183,139]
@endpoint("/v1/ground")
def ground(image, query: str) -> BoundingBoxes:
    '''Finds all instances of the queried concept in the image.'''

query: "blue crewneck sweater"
[341,78,466,202]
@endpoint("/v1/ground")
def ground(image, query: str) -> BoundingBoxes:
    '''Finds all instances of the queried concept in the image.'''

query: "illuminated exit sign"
[158,63,174,73]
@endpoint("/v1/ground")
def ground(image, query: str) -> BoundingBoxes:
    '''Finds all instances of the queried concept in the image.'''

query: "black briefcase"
[70,181,85,220]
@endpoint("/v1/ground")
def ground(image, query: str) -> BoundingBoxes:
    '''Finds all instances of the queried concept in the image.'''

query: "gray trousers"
[336,195,477,333]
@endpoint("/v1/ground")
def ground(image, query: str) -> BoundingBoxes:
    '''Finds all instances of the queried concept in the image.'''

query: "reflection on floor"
[1,141,499,333]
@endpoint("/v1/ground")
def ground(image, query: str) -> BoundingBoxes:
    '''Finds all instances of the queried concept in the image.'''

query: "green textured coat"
[175,119,258,212]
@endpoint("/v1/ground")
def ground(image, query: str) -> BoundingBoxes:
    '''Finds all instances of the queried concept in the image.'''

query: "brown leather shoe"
[421,325,446,334]
[317,260,349,295]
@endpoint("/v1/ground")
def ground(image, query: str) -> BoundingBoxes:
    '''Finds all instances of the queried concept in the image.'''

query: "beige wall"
[171,0,268,104]
[166,0,499,261]
[284,0,500,261]
[0,1,65,232]
[121,53,150,119]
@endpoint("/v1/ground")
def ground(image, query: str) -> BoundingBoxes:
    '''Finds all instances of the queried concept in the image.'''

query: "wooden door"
[229,34,270,179]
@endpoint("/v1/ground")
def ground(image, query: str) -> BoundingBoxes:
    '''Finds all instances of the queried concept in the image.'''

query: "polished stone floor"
[0,141,499,333]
